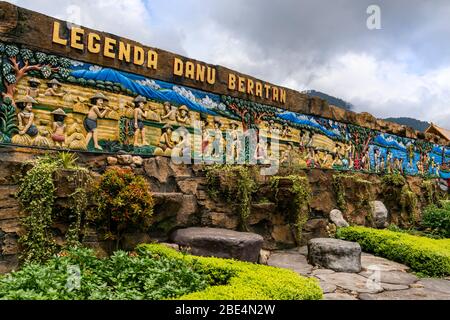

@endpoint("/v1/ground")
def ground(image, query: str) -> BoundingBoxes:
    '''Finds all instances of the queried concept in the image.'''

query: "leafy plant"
[0,97,18,143]
[89,168,154,248]
[0,247,209,300]
[422,200,450,238]
[57,151,79,169]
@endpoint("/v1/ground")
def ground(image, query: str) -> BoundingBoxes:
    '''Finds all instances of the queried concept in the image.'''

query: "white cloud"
[298,52,450,128]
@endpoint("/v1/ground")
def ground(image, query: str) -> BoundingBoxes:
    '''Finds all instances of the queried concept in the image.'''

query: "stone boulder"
[329,209,349,228]
[371,201,388,229]
[170,227,264,262]
[308,238,362,273]
[117,154,133,165]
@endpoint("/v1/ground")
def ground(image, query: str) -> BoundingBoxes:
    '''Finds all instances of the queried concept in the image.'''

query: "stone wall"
[0,146,442,273]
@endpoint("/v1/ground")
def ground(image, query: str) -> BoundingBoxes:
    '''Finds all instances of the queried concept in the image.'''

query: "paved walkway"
[266,248,450,300]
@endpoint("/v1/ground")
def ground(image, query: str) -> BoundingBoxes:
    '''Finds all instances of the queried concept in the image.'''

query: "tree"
[221,95,277,132]
[347,124,375,159]
[0,43,72,104]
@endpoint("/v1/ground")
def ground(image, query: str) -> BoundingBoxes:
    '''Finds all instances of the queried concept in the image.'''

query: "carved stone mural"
[0,41,448,179]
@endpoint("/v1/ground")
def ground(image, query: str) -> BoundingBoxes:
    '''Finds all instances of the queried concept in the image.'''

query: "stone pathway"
[266,248,450,300]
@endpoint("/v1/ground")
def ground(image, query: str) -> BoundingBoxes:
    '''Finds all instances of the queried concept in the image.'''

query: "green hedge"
[336,226,450,277]
[138,244,323,300]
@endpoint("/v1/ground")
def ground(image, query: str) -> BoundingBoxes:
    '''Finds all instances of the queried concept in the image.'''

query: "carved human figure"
[159,124,175,151]
[374,148,381,172]
[45,79,65,97]
[84,92,110,150]
[386,150,393,173]
[161,102,177,122]
[211,118,223,158]
[281,124,291,139]
[176,105,191,125]
[173,128,191,159]
[133,96,149,146]
[201,120,213,158]
[26,78,41,98]
[281,143,294,165]
[229,122,241,162]
[17,96,39,138]
[254,139,268,164]
[51,108,67,148]
[321,152,333,169]
[380,157,386,173]
[399,158,404,174]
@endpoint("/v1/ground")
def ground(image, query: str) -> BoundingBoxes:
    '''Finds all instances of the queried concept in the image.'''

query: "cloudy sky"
[7,0,450,128]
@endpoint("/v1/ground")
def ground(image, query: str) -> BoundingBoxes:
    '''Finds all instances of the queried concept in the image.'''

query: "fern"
[0,102,18,142]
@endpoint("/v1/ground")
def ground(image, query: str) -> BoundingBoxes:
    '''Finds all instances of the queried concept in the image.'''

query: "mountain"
[303,90,354,111]
[384,117,430,132]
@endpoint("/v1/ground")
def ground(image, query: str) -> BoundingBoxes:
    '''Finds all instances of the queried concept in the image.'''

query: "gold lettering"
[272,87,279,102]
[118,42,131,62]
[196,65,205,82]
[52,22,68,46]
[255,82,263,97]
[70,27,84,50]
[280,89,286,104]
[134,46,145,65]
[186,61,195,80]
[228,73,236,90]
[206,67,216,85]
[87,33,101,53]
[238,77,246,93]
[264,84,271,99]
[104,37,116,59]
[147,50,158,70]
[174,58,184,76]
[247,79,254,95]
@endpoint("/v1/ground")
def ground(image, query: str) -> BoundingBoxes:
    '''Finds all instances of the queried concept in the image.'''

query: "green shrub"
[89,168,154,246]
[0,247,208,300]
[337,226,450,277]
[138,244,323,300]
[422,201,450,238]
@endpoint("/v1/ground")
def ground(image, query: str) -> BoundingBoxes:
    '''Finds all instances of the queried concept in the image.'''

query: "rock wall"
[0,146,443,273]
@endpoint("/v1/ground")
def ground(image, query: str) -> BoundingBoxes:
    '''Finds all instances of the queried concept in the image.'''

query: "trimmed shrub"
[138,244,323,300]
[422,200,450,238]
[337,226,450,277]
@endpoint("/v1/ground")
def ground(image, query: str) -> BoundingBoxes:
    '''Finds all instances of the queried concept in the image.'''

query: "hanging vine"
[17,156,59,263]
[270,175,311,244]
[205,165,258,231]
[16,153,90,263]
